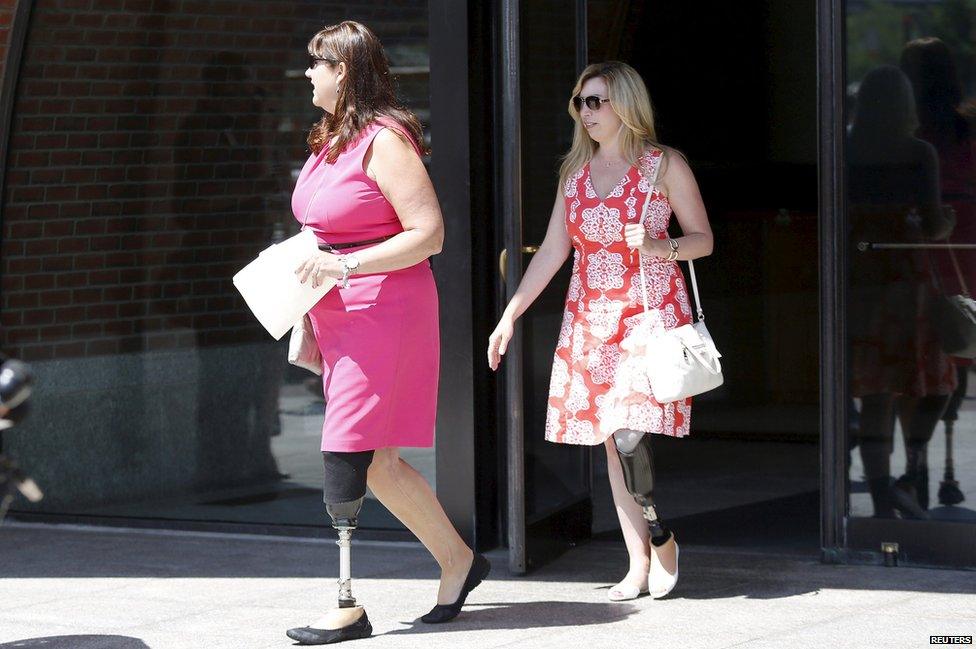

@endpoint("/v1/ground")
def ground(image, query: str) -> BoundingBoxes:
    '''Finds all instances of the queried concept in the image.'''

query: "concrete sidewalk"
[0,523,973,649]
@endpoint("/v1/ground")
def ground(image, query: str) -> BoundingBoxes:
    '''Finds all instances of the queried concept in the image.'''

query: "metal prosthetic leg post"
[613,429,672,548]
[286,451,375,643]
[327,498,363,609]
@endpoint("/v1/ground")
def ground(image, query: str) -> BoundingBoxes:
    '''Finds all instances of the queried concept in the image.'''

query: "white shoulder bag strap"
[637,151,706,322]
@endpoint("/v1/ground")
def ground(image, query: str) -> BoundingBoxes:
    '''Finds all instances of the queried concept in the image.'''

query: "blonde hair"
[558,61,674,189]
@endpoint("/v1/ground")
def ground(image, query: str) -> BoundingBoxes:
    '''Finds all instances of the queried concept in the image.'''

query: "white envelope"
[232,229,336,340]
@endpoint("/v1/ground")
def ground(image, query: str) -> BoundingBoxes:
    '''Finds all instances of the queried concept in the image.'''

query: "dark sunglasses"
[573,95,611,112]
[308,55,339,69]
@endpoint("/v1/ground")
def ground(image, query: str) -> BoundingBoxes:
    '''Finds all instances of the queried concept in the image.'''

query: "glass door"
[839,0,976,567]
[499,0,592,574]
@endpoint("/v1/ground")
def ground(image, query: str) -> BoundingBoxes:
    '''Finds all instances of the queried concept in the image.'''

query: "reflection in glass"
[846,2,976,524]
[0,3,431,531]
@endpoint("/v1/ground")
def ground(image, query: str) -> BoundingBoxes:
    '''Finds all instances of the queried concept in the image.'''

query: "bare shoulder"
[659,147,697,190]
[370,126,417,160]
[365,126,421,182]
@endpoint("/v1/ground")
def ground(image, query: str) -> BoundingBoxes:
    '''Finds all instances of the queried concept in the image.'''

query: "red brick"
[25,239,58,255]
[102,286,132,301]
[43,221,75,237]
[54,342,87,356]
[89,270,119,284]
[54,115,88,129]
[66,134,99,148]
[17,151,49,166]
[10,186,44,202]
[38,325,71,340]
[72,323,103,337]
[6,293,39,309]
[103,320,134,336]
[91,236,121,251]
[56,271,89,287]
[73,220,105,236]
[45,185,78,201]
[86,339,119,355]
[50,151,83,165]
[63,167,97,183]
[25,275,56,290]
[96,167,125,182]
[86,304,118,319]
[23,310,56,326]
[6,222,43,238]
[74,253,106,269]
[61,203,93,219]
[6,328,39,344]
[40,291,73,307]
[56,306,87,323]
[77,184,108,199]
[34,133,68,148]
[119,302,148,318]
[7,258,43,273]
[42,256,74,272]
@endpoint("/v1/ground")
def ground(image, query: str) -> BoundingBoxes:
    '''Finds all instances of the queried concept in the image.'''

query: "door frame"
[499,0,591,575]
[816,0,847,565]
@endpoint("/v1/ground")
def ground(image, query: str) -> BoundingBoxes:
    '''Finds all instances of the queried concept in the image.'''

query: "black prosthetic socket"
[323,450,374,527]
[614,429,672,547]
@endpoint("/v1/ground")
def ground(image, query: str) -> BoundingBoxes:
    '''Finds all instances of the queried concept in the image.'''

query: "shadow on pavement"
[0,636,149,649]
[380,600,638,636]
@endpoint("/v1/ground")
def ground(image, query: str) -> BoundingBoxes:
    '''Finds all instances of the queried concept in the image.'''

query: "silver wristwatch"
[339,255,360,289]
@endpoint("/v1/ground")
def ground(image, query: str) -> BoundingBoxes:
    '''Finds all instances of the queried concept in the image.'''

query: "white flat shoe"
[648,537,679,599]
[607,582,648,601]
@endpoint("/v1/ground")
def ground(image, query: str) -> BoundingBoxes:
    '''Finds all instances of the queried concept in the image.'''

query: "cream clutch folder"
[232,228,336,340]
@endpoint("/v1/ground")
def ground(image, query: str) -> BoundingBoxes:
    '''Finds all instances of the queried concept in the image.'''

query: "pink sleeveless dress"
[291,121,439,452]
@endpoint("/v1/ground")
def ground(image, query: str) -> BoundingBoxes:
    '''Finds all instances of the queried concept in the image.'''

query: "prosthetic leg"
[613,429,679,598]
[286,451,375,645]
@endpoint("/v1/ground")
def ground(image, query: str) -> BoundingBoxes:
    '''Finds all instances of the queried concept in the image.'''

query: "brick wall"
[0,1,15,84]
[0,0,428,361]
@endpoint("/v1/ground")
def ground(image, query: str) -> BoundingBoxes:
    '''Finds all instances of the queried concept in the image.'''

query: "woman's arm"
[296,127,444,287]
[488,190,572,370]
[624,151,713,260]
[917,140,954,240]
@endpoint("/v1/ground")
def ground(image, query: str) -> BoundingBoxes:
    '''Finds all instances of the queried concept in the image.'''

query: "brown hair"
[307,21,427,161]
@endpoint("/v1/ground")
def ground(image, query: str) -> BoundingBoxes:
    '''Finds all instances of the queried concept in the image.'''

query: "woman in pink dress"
[488,61,713,601]
[288,21,487,639]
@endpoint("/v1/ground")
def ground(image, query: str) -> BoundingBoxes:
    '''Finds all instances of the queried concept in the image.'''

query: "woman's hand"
[624,224,666,257]
[295,251,343,289]
[487,316,515,371]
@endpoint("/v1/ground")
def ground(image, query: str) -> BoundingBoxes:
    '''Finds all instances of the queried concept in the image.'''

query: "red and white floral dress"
[545,149,694,446]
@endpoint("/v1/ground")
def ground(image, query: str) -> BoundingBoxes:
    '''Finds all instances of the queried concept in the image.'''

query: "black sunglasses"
[573,95,611,111]
[308,55,339,69]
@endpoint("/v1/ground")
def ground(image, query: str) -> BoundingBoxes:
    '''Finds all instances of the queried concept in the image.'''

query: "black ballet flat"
[420,553,491,624]
[286,611,372,645]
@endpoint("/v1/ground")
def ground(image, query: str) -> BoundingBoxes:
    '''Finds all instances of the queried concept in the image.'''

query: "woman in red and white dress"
[488,61,713,600]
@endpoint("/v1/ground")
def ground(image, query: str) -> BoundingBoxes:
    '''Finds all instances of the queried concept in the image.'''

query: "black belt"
[318,234,396,252]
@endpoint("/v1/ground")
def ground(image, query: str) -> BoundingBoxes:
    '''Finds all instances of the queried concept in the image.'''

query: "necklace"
[596,156,625,168]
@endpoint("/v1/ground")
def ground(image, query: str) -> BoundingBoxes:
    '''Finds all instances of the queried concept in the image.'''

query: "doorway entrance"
[497,0,821,573]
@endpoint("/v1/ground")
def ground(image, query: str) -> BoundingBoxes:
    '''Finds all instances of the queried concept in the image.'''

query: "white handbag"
[625,162,723,403]
[638,259,723,402]
[288,313,322,375]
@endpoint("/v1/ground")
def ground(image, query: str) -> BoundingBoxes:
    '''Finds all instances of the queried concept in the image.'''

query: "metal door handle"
[499,246,541,282]
[857,242,976,251]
